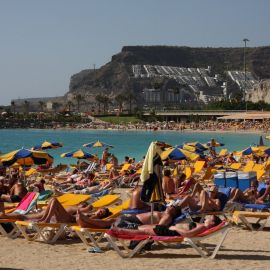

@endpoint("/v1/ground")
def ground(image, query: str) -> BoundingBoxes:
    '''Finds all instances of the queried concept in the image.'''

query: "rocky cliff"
[68,45,270,103]
[246,80,270,103]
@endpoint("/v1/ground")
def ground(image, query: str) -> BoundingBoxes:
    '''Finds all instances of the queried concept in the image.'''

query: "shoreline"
[1,127,269,135]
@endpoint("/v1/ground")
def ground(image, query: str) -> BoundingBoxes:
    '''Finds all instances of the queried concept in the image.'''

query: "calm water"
[0,129,268,164]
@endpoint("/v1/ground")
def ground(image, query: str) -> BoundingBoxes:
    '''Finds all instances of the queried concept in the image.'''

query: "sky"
[0,0,270,105]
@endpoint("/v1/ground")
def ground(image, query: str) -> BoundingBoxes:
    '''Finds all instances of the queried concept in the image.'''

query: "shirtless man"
[111,215,222,237]
[0,178,27,203]
[76,204,182,229]
[162,169,175,198]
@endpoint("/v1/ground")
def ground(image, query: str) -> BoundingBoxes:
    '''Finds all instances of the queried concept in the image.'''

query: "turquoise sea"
[0,129,268,165]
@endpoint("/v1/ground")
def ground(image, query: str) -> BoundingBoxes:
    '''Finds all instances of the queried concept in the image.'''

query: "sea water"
[0,129,267,165]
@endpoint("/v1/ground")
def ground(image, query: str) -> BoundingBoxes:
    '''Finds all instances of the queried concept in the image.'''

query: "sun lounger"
[232,210,270,231]
[194,160,205,173]
[14,195,122,243]
[105,221,230,259]
[0,192,39,239]
[229,163,241,170]
[71,199,130,248]
[56,193,90,207]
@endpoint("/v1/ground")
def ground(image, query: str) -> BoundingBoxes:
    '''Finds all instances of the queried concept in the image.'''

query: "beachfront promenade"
[144,110,270,118]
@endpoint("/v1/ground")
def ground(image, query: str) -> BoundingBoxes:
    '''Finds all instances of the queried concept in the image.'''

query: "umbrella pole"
[150,203,154,224]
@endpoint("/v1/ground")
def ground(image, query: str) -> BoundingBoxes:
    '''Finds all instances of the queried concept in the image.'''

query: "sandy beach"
[0,226,270,270]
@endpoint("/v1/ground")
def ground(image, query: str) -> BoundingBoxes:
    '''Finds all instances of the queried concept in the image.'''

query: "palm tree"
[10,101,16,114]
[115,94,126,113]
[102,95,110,114]
[24,100,30,114]
[125,92,136,114]
[95,94,104,114]
[66,100,74,112]
[38,100,45,112]
[74,94,84,112]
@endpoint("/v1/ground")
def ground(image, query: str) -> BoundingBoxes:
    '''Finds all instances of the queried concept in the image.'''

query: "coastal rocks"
[246,79,270,103]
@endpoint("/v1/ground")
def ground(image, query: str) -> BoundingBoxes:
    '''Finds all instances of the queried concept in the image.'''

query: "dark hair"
[213,215,222,226]
[40,179,46,184]
[164,169,171,177]
[101,208,112,219]
[251,180,258,187]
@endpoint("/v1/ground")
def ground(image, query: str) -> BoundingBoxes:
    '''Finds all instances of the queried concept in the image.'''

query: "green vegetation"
[98,115,143,124]
[206,100,270,111]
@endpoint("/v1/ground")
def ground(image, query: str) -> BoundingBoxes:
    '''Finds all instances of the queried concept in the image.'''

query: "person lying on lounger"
[229,180,270,204]
[0,197,111,223]
[229,180,259,204]
[175,185,221,213]
[111,215,222,237]
[76,204,182,229]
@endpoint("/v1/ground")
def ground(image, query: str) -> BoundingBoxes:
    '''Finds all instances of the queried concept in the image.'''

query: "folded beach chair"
[71,199,130,248]
[232,210,270,231]
[0,192,39,239]
[15,195,121,244]
[105,221,230,259]
[83,162,97,174]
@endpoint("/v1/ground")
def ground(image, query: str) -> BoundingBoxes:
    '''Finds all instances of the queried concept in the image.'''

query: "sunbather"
[76,204,182,229]
[229,180,261,204]
[256,183,270,204]
[0,178,28,203]
[175,185,221,212]
[111,215,222,237]
[0,197,111,223]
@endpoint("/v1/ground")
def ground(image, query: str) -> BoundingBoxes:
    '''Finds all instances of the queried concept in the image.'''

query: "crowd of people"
[1,141,270,242]
[71,119,270,133]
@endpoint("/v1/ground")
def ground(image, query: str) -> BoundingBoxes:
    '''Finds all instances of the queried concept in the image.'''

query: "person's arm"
[169,224,207,237]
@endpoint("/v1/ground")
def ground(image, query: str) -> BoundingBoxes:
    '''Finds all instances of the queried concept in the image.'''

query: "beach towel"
[13,192,39,215]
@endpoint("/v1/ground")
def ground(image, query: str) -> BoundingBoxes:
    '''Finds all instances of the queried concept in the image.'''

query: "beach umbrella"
[160,147,199,161]
[61,149,98,160]
[83,140,113,148]
[0,148,53,167]
[32,141,63,150]
[186,142,208,151]
[140,142,164,223]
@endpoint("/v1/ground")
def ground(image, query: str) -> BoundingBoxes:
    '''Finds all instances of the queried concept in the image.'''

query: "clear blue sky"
[0,0,269,105]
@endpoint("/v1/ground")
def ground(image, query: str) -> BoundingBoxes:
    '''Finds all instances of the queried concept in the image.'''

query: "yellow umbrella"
[0,148,53,167]
[160,147,199,161]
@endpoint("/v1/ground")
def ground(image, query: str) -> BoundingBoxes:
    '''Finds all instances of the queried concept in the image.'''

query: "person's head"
[124,156,129,162]
[179,172,186,182]
[72,168,78,174]
[163,169,171,177]
[204,215,222,228]
[40,179,46,185]
[250,180,259,189]
[96,207,112,219]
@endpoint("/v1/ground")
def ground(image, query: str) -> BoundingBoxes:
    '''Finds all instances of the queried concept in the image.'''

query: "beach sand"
[1,227,270,270]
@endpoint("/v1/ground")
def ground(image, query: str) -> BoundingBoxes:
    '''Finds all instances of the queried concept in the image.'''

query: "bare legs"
[256,185,270,204]
[129,187,150,210]
[37,198,74,223]
[76,210,116,228]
